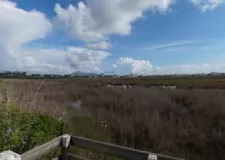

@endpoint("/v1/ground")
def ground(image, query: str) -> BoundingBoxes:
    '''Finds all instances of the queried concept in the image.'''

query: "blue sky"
[1,0,225,75]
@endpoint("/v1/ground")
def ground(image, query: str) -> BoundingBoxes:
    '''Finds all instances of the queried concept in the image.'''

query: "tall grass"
[2,79,225,160]
[65,82,225,160]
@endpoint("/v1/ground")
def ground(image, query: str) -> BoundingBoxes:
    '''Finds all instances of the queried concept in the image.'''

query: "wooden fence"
[20,134,186,160]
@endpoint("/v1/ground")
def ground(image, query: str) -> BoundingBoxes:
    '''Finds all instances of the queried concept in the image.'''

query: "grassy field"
[4,74,225,88]
[1,76,225,159]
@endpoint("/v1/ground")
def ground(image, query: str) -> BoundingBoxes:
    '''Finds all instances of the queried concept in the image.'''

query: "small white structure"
[148,154,158,160]
[0,151,21,160]
[162,85,176,90]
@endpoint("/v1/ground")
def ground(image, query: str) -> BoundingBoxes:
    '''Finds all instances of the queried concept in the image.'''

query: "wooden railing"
[20,134,186,160]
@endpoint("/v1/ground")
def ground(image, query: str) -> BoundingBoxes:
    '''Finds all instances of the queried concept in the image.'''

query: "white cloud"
[155,63,225,75]
[54,0,175,42]
[156,64,211,74]
[87,41,111,49]
[0,0,52,70]
[0,0,110,74]
[145,40,199,51]
[0,0,52,49]
[112,57,225,75]
[66,47,110,73]
[114,58,154,75]
[190,0,225,11]
[5,47,110,74]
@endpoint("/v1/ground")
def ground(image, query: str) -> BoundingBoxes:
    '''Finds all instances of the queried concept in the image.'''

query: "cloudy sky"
[1,0,225,75]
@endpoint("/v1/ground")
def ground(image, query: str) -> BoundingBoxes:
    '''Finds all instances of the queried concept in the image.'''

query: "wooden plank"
[60,135,71,160]
[60,148,68,160]
[71,136,186,160]
[21,136,61,160]
[68,153,90,160]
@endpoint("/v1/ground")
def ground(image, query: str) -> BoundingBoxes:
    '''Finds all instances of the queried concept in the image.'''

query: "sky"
[1,0,225,75]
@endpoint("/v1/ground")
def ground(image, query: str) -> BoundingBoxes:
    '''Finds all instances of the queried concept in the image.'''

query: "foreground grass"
[0,100,64,154]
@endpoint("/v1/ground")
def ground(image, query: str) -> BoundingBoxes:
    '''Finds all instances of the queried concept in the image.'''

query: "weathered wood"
[59,134,71,160]
[71,136,186,160]
[21,136,61,160]
[67,154,90,160]
[19,134,186,160]
[61,134,71,148]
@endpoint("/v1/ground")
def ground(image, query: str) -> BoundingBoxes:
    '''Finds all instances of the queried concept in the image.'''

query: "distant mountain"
[207,72,225,76]
[70,71,100,77]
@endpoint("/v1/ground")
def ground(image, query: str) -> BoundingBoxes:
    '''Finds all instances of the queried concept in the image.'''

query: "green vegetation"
[0,99,64,154]
[68,116,108,141]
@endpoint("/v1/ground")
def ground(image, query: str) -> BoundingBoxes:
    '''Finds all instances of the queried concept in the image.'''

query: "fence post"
[60,134,71,160]
[148,154,157,160]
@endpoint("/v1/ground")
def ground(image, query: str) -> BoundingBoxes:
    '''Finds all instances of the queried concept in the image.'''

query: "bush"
[0,100,64,154]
